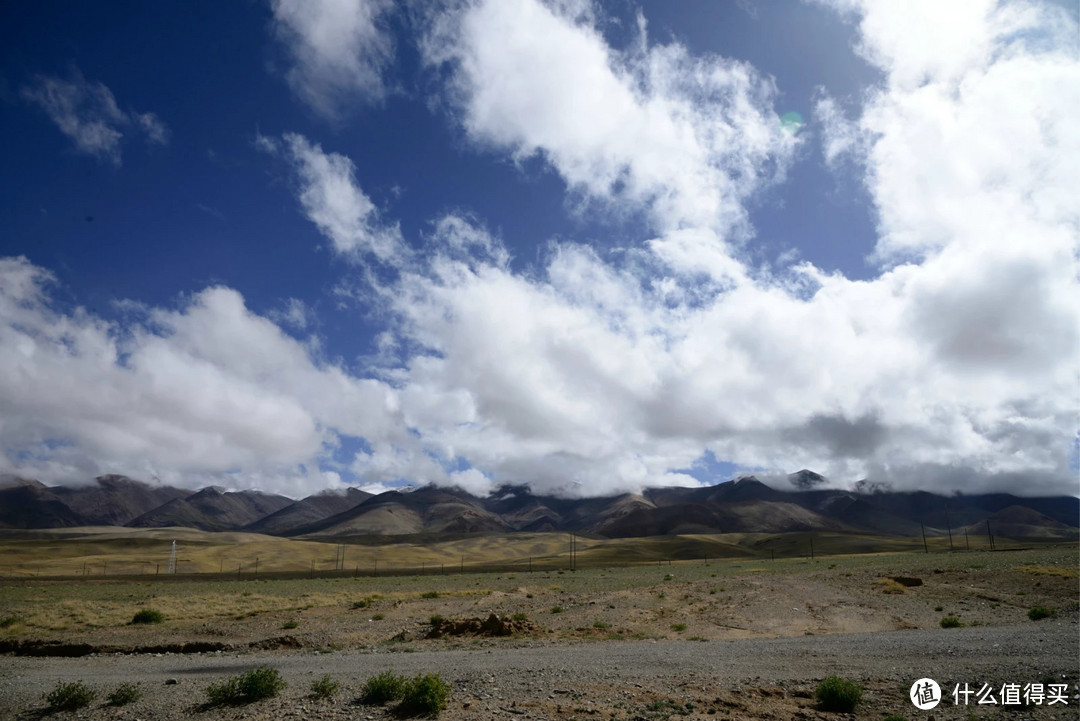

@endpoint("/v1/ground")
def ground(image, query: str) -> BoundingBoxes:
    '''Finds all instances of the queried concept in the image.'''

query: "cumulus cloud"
[259,132,408,265]
[0,256,407,496]
[269,0,395,119]
[421,0,799,238]
[22,70,170,165]
[7,0,1077,499]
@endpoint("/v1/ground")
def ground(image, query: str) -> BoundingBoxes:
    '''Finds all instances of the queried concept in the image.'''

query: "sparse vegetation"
[883,715,907,721]
[670,623,687,632]
[106,682,141,706]
[398,673,450,717]
[130,608,165,624]
[593,620,611,629]
[1028,606,1054,621]
[361,670,408,704]
[310,674,340,699]
[940,616,964,628]
[0,615,21,629]
[282,619,299,629]
[44,681,96,711]
[205,666,286,705]
[814,675,862,712]
[551,606,564,614]
[511,612,528,621]
[372,613,385,620]
[934,605,943,612]
[430,614,443,625]
[420,591,440,599]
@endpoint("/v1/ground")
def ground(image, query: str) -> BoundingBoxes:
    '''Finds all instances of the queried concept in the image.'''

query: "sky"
[0,0,1077,499]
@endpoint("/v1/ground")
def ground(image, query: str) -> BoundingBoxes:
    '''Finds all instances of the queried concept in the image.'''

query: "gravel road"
[3,617,1077,719]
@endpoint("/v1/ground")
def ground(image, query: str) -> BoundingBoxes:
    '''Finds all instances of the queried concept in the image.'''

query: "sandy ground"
[1,546,1077,718]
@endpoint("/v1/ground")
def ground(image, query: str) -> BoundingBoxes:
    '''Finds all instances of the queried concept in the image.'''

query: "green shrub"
[0,615,21,629]
[353,598,371,609]
[361,670,407,704]
[372,613,385,620]
[511,612,527,621]
[398,673,450,717]
[420,591,440,599]
[934,605,943,612]
[205,666,286,705]
[282,620,299,629]
[814,675,862,712]
[883,715,907,721]
[1028,606,1054,621]
[670,623,687,632]
[939,616,963,628]
[429,614,443,625]
[550,606,563,614]
[592,620,610,629]
[310,674,340,699]
[45,681,96,711]
[130,608,165,624]
[106,683,141,706]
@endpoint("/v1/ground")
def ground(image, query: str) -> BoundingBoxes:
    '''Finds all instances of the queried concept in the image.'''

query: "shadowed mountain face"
[0,475,1076,539]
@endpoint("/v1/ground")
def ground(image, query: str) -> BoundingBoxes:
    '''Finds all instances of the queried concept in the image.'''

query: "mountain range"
[0,473,1076,540]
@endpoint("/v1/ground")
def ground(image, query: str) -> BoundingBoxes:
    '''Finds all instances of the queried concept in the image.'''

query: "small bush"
[670,623,687,632]
[398,673,450,717]
[420,591,440,599]
[429,614,443,625]
[592,620,610,629]
[939,616,964,628]
[310,674,340,699]
[550,606,563,614]
[361,670,407,704]
[815,675,862,712]
[206,666,286,705]
[107,682,141,706]
[934,605,944,612]
[0,615,21,629]
[883,715,907,721]
[282,620,299,629]
[45,681,96,711]
[130,608,165,625]
[372,613,385,620]
[1028,606,1054,621]
[511,612,527,621]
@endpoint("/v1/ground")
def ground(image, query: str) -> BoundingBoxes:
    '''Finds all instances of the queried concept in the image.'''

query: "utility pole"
[986,520,995,550]
[920,522,928,553]
[944,503,954,551]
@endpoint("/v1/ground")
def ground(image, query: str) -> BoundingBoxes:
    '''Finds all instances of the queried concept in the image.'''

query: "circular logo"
[910,678,941,710]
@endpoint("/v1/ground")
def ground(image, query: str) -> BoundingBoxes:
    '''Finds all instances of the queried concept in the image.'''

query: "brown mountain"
[961,506,1080,540]
[293,486,509,537]
[127,487,293,532]
[50,475,189,526]
[244,487,372,535]
[0,480,85,529]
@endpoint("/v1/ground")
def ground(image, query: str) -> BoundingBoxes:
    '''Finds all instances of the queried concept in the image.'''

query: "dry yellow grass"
[1021,564,1078,578]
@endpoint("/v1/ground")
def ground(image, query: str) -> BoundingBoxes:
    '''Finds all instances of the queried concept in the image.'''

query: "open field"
[0,526,1033,579]
[0,537,1076,718]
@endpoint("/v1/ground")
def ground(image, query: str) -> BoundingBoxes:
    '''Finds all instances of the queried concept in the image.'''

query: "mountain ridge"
[0,474,1076,540]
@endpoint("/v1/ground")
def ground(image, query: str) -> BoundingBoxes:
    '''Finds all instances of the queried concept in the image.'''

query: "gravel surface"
[2,617,1077,719]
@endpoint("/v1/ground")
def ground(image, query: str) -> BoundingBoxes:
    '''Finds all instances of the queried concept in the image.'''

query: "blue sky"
[1,0,1077,498]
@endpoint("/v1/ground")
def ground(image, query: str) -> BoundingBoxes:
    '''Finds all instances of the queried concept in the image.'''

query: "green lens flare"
[780,111,804,134]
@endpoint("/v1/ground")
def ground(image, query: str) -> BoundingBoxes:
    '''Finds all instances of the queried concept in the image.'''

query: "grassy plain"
[0,530,1074,650]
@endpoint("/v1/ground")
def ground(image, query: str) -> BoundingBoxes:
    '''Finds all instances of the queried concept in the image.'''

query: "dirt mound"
[427,613,543,638]
[889,576,923,587]
[247,635,303,650]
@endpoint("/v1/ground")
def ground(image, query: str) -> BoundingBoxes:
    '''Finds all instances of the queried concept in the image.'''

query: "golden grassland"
[0,526,1023,580]
[0,530,1073,641]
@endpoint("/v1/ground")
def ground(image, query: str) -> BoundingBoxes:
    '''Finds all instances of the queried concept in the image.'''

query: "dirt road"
[2,617,1076,719]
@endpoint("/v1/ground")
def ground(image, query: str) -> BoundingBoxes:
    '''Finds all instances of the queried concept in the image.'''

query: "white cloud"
[260,132,408,265]
[270,0,395,119]
[422,0,799,237]
[0,256,408,497]
[22,71,170,165]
